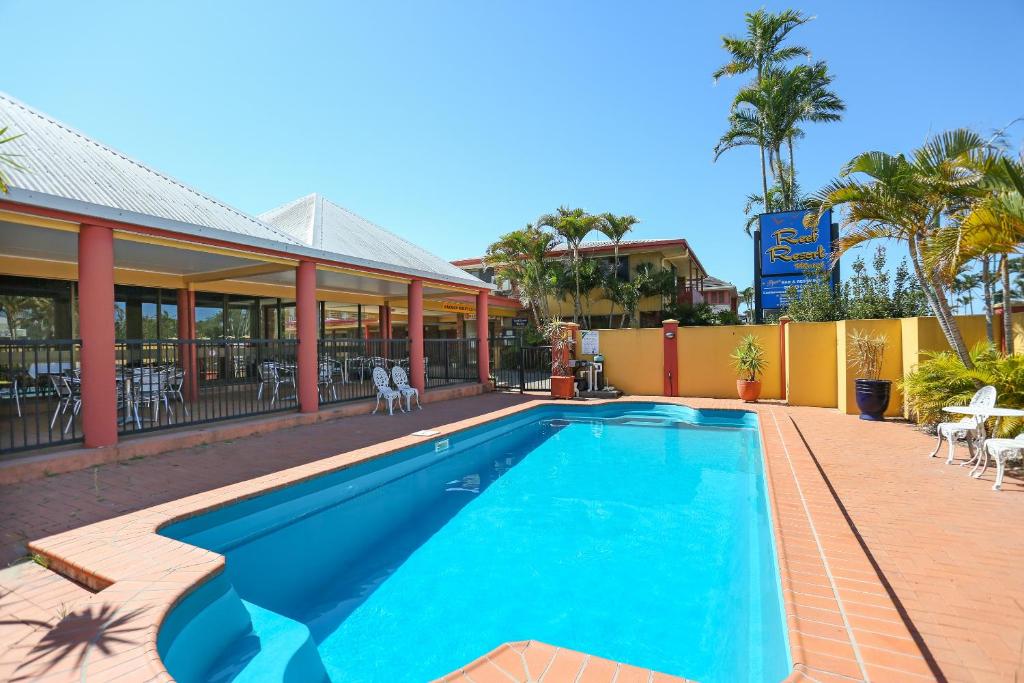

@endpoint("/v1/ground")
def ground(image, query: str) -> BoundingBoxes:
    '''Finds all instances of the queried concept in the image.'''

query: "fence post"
[519,342,526,393]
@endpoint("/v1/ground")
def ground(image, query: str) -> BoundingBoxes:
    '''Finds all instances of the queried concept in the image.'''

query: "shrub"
[847,331,887,380]
[901,344,1024,437]
[730,334,767,381]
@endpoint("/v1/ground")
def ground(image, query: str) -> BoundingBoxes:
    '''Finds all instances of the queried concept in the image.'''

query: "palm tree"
[807,129,991,368]
[536,207,605,324]
[942,155,1024,354]
[484,224,560,326]
[598,213,638,323]
[0,127,25,194]
[713,9,812,210]
[740,286,755,322]
[729,62,844,210]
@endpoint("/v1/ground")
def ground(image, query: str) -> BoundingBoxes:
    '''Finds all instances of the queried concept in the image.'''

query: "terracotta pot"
[736,379,761,403]
[551,375,576,400]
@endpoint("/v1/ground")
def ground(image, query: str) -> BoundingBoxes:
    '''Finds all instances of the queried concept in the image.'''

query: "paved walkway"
[0,397,1021,681]
[787,408,1024,682]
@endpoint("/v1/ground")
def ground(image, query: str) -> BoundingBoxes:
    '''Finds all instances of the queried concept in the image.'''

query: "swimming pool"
[157,403,789,682]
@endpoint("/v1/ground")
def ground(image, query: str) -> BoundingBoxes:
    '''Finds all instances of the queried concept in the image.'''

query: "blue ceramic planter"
[855,379,891,421]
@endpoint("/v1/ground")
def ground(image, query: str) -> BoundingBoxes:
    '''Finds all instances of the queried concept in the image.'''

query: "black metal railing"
[0,339,84,454]
[489,338,551,392]
[424,338,479,389]
[318,338,412,404]
[115,339,299,436]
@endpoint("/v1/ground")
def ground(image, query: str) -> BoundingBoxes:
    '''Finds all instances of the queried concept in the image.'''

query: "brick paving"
[0,396,1020,681]
[787,407,1024,683]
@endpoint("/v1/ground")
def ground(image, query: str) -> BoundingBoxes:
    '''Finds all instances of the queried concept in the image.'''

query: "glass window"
[324,303,362,339]
[195,294,225,338]
[0,276,73,339]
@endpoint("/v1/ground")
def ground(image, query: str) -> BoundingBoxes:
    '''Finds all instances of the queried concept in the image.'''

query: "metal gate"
[489,337,551,393]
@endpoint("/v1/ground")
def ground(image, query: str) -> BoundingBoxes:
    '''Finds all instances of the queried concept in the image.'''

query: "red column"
[295,260,319,413]
[476,290,490,385]
[176,289,199,401]
[408,280,425,393]
[662,319,679,397]
[78,224,118,447]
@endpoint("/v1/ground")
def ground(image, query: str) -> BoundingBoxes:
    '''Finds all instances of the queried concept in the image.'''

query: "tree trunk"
[982,256,994,344]
[572,248,582,324]
[788,135,796,206]
[908,233,975,369]
[759,144,770,214]
[1002,254,1015,355]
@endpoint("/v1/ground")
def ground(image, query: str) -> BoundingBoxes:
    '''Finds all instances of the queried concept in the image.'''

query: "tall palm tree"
[807,129,991,368]
[713,9,812,210]
[730,62,844,209]
[598,213,638,322]
[536,207,605,324]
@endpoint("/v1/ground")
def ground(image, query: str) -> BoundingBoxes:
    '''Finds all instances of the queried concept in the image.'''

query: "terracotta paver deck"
[0,395,1020,682]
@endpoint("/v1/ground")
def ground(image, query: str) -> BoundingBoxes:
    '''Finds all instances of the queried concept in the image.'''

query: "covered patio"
[0,93,497,455]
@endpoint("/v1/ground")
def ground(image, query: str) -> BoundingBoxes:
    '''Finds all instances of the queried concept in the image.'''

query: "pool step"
[214,600,329,683]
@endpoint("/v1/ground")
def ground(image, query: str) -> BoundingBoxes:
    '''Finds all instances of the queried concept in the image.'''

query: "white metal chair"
[929,385,997,464]
[371,366,402,416]
[982,434,1024,491]
[257,361,295,406]
[391,365,421,412]
[62,376,82,435]
[132,367,173,426]
[165,368,189,417]
[317,360,337,401]
[47,373,75,430]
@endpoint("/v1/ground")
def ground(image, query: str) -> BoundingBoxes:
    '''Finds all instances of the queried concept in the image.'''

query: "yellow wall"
[1013,312,1024,352]
[785,322,838,408]
[677,324,782,399]
[836,319,904,416]
[576,328,663,395]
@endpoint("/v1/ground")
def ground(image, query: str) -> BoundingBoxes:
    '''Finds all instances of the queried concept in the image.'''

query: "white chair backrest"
[970,385,998,409]
[372,366,392,393]
[391,365,411,389]
[259,361,277,381]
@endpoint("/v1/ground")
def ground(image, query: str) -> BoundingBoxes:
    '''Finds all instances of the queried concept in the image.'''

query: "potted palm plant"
[731,334,766,402]
[849,330,890,420]
[544,319,576,399]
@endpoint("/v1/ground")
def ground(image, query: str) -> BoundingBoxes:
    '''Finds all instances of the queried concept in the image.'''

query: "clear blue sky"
[5,0,1023,290]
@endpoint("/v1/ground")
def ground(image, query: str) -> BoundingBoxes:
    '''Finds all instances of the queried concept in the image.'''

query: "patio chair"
[391,365,421,412]
[929,385,997,464]
[257,361,295,406]
[982,434,1024,491]
[132,367,173,426]
[61,376,82,435]
[371,366,403,416]
[318,360,337,401]
[47,373,75,430]
[165,368,190,418]
[0,372,21,417]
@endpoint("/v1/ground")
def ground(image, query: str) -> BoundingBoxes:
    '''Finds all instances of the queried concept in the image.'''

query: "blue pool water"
[158,404,789,683]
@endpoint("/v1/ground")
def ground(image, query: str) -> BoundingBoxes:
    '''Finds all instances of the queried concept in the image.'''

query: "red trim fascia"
[0,199,490,294]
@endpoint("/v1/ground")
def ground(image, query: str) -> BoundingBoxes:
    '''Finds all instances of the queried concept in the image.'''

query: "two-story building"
[453,238,710,328]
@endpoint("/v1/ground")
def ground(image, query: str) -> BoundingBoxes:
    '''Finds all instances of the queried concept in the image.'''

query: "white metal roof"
[259,193,480,285]
[0,92,489,290]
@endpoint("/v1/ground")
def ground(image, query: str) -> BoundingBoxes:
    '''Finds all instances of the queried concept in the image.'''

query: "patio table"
[27,361,79,378]
[941,406,1024,475]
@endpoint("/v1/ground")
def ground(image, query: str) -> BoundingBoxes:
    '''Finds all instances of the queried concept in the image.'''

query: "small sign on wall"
[580,330,599,355]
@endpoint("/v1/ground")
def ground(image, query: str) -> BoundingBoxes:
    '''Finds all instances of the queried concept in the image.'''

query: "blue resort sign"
[754,209,837,317]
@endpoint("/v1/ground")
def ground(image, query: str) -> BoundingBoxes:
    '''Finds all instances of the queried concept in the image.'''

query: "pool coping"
[14,397,932,682]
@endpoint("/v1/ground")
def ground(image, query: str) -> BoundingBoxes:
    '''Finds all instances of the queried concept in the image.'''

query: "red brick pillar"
[476,290,490,385]
[176,288,198,401]
[662,319,679,397]
[408,280,425,393]
[295,260,319,413]
[78,224,118,447]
